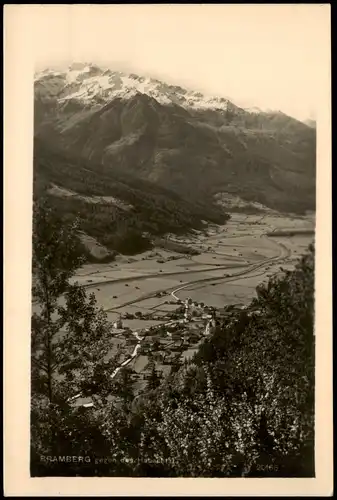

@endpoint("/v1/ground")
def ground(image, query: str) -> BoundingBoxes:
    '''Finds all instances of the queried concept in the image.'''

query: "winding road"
[67,330,144,406]
[171,234,290,301]
[68,229,293,407]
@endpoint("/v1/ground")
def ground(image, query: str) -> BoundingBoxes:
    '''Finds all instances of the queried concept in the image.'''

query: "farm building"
[204,318,217,336]
[113,317,123,329]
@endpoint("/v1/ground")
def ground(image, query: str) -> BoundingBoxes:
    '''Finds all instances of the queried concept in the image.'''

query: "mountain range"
[34,63,316,256]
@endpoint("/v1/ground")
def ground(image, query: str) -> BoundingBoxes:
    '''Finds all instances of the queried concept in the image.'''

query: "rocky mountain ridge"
[34,63,316,215]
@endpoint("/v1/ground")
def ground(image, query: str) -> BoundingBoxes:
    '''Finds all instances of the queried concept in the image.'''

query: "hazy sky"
[30,4,329,121]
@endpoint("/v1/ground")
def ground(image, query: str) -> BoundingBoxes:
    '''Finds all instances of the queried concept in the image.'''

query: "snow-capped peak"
[34,62,243,112]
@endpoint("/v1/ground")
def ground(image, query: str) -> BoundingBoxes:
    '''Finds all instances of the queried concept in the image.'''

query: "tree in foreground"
[131,245,315,477]
[31,200,315,478]
[31,199,128,474]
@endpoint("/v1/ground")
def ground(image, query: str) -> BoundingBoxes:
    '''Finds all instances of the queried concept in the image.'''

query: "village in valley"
[126,291,259,374]
[111,297,222,378]
[68,212,315,408]
[71,295,247,407]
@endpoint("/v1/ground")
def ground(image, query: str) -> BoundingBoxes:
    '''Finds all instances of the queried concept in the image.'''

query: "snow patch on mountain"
[35,63,290,117]
[214,193,278,213]
[35,63,238,112]
[47,183,133,211]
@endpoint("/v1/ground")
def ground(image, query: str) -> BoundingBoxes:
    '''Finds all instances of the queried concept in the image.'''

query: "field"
[74,213,313,316]
[34,212,315,399]
[34,212,314,329]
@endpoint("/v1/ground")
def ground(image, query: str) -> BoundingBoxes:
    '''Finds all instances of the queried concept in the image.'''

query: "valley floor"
[64,211,314,407]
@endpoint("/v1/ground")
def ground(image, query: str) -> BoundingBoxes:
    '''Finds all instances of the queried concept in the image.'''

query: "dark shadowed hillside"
[34,137,229,258]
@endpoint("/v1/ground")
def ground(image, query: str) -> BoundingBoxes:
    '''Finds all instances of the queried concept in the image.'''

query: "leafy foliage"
[31,201,130,474]
[31,203,315,477]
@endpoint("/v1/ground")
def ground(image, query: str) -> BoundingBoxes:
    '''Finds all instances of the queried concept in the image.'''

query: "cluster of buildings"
[110,294,225,360]
[182,297,217,335]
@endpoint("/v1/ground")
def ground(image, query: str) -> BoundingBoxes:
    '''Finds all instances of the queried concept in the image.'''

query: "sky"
[28,4,330,121]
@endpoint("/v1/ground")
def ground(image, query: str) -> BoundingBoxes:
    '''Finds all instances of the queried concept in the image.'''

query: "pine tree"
[114,366,135,407]
[30,199,134,475]
[31,199,126,405]
[146,358,161,390]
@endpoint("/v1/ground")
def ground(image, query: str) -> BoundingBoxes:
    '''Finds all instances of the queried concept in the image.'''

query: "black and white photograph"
[4,3,332,496]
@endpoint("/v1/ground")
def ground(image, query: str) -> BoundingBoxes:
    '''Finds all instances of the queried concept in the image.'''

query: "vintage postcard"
[4,4,332,496]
